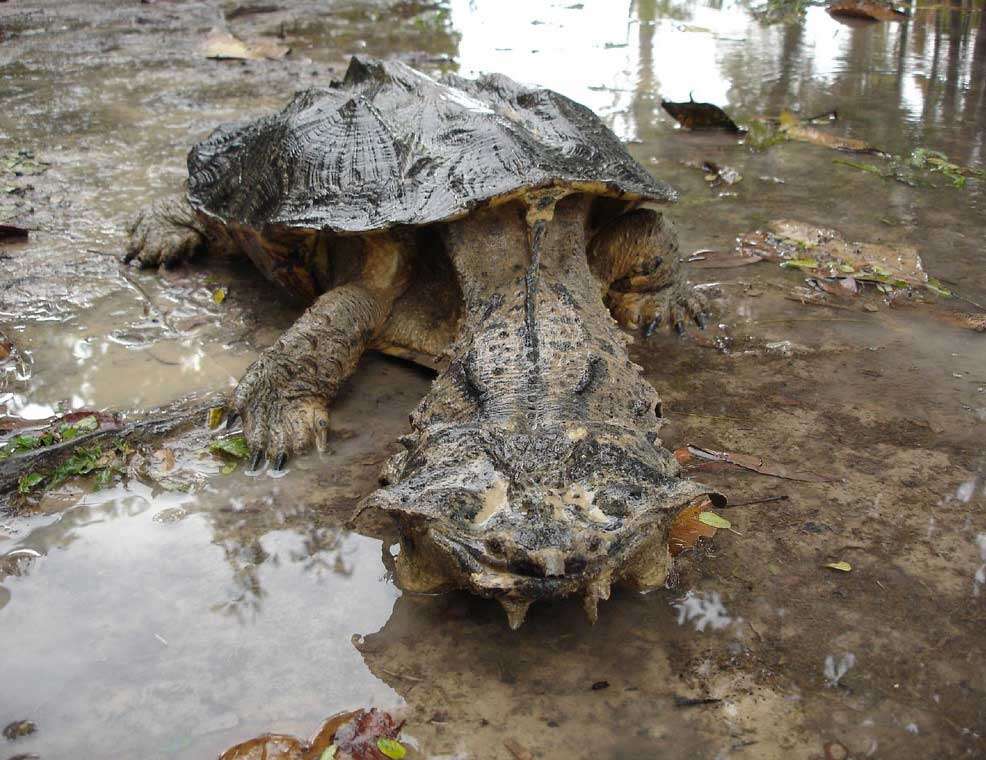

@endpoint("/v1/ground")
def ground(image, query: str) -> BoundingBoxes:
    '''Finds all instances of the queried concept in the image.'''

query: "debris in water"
[219,708,405,760]
[824,561,852,572]
[213,286,228,304]
[737,220,950,299]
[697,511,732,530]
[504,738,534,760]
[661,99,742,133]
[3,720,37,740]
[0,224,28,242]
[209,434,250,460]
[375,738,406,759]
[674,590,732,632]
[204,28,290,60]
[827,0,908,22]
[591,680,610,691]
[823,653,856,686]
[682,444,837,483]
[668,500,718,556]
[686,248,763,269]
[207,406,225,429]
[1,150,49,176]
[745,111,878,154]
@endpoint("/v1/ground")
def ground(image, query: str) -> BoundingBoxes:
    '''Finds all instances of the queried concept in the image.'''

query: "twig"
[0,393,225,496]
[723,494,789,508]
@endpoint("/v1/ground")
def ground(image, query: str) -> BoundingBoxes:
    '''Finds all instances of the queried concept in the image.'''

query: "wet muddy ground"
[2,1,986,758]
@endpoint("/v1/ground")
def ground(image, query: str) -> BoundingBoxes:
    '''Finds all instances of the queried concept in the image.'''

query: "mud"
[1,1,985,759]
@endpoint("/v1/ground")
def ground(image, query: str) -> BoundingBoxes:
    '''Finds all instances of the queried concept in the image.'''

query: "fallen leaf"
[213,286,228,304]
[698,511,731,529]
[0,224,28,241]
[686,249,763,269]
[207,406,224,429]
[686,445,837,482]
[376,738,406,759]
[668,500,717,556]
[204,28,290,61]
[209,435,250,460]
[661,99,742,133]
[824,561,852,572]
[219,709,402,760]
[827,0,908,22]
[504,738,535,760]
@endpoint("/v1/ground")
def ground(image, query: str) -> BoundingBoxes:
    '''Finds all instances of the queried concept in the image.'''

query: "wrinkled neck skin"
[355,193,715,628]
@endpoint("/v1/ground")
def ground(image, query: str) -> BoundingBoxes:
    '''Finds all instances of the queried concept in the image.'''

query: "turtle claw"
[248,450,265,473]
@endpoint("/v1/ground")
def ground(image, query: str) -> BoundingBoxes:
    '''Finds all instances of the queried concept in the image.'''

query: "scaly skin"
[125,192,717,623]
[352,194,718,627]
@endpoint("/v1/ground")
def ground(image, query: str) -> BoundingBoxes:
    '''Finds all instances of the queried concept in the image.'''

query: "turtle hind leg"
[588,208,708,336]
[124,195,214,269]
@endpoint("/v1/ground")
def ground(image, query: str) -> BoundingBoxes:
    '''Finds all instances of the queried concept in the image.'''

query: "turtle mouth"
[355,427,722,628]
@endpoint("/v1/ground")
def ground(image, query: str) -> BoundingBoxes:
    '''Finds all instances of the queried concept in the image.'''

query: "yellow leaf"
[376,738,406,759]
[207,407,224,429]
[824,561,852,572]
[212,286,228,304]
[697,511,731,530]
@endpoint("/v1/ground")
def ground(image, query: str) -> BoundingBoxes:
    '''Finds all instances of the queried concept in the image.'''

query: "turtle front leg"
[234,235,411,469]
[125,194,238,269]
[588,208,708,335]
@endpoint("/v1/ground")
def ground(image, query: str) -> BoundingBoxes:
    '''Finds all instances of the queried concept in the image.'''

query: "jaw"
[353,423,720,629]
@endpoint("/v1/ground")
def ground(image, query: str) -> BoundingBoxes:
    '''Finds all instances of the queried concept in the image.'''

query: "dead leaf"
[661,99,742,133]
[738,220,944,299]
[827,0,908,22]
[824,561,852,572]
[668,499,718,556]
[219,709,403,760]
[504,738,534,760]
[204,28,290,61]
[687,249,763,269]
[0,224,28,242]
[685,445,838,483]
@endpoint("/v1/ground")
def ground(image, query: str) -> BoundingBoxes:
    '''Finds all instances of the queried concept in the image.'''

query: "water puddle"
[1,1,985,757]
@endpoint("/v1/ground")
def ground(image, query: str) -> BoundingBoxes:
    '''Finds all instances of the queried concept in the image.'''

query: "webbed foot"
[124,197,204,269]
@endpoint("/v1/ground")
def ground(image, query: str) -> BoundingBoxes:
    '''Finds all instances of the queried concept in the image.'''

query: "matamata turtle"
[126,56,720,627]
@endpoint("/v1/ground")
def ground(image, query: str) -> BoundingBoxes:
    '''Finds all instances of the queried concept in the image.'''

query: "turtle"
[126,56,721,627]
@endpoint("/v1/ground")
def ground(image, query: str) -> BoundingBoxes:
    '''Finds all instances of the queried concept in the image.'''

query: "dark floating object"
[661,98,742,133]
[827,0,909,22]
[0,224,28,242]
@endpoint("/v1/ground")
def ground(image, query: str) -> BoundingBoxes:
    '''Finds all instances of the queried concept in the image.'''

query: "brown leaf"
[218,734,306,760]
[686,445,838,483]
[0,224,28,241]
[219,709,404,760]
[687,249,763,269]
[204,29,290,60]
[504,738,534,760]
[668,499,718,556]
[827,1,908,22]
[661,99,741,133]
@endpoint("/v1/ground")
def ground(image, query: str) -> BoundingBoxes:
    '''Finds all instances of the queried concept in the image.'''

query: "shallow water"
[2,1,986,758]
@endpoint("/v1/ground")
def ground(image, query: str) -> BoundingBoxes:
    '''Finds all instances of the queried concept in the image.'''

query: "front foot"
[608,281,709,336]
[233,353,331,471]
[124,197,204,269]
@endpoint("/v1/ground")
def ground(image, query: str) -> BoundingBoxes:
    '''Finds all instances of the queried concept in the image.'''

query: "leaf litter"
[204,28,290,60]
[218,708,405,760]
[676,444,838,483]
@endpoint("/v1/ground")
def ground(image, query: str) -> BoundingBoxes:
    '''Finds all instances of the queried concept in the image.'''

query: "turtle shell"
[187,56,676,234]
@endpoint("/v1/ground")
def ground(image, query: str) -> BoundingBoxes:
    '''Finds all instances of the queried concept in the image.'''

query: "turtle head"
[353,423,719,628]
